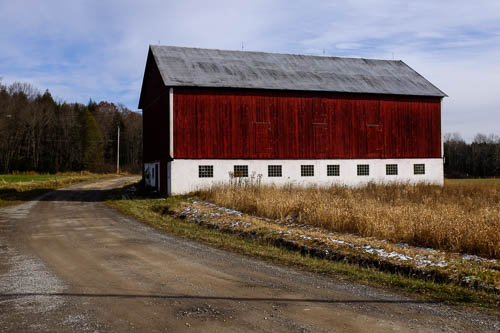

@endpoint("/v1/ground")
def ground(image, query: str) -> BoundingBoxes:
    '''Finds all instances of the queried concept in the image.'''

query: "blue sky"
[1,0,499,140]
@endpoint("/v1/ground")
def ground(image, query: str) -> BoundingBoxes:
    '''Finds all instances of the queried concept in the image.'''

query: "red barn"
[139,45,446,194]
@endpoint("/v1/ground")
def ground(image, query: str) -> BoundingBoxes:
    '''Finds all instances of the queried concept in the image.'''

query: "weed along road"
[0,178,497,332]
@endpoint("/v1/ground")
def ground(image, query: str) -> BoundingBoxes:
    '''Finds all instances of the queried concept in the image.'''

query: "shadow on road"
[0,188,113,203]
[0,182,160,203]
[0,293,438,304]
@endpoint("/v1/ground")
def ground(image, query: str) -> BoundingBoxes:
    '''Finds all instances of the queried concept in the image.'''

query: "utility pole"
[116,126,120,174]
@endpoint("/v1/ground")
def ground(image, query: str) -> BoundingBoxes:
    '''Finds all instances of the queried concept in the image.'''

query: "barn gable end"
[140,48,171,192]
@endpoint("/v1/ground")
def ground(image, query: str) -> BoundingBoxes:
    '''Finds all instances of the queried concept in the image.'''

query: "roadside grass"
[0,172,123,207]
[106,185,500,309]
[195,180,500,259]
[0,173,79,183]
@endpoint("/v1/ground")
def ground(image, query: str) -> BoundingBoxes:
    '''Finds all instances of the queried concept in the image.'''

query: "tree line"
[444,133,500,178]
[0,81,142,173]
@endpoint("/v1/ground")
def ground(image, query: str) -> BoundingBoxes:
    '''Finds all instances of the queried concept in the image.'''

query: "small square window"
[301,165,314,177]
[357,164,369,176]
[268,165,282,177]
[414,164,425,175]
[198,165,213,178]
[233,165,248,177]
[386,164,398,176]
[327,164,340,176]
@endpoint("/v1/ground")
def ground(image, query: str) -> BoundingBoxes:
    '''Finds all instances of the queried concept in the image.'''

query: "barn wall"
[143,94,170,163]
[143,92,170,193]
[173,88,441,159]
[142,56,170,164]
[168,158,444,195]
[141,54,171,194]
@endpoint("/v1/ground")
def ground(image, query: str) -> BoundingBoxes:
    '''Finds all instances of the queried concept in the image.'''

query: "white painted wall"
[166,158,444,195]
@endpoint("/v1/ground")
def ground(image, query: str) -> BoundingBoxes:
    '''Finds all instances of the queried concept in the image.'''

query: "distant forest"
[0,81,142,173]
[444,133,500,178]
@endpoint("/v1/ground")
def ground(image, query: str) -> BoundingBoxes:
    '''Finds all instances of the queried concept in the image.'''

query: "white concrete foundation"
[164,159,444,195]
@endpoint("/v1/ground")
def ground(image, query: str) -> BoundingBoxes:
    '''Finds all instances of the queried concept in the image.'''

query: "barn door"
[365,103,384,158]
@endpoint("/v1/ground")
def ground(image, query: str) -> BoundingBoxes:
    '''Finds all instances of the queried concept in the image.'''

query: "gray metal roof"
[150,45,446,97]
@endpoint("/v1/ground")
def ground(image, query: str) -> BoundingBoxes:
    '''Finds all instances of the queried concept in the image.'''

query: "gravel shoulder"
[0,177,498,332]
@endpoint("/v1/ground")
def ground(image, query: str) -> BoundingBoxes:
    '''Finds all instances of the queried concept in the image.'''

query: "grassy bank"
[0,172,122,207]
[106,187,499,309]
[195,181,500,259]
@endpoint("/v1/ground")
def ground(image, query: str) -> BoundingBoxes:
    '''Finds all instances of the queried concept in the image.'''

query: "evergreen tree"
[79,107,104,171]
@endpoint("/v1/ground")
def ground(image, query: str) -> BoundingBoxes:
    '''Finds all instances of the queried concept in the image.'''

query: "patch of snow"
[434,261,448,268]
[328,238,348,245]
[362,246,411,261]
[462,254,482,262]
[463,275,478,284]
[414,246,438,252]
[193,200,243,216]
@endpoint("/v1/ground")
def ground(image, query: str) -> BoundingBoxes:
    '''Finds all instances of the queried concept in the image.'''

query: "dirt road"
[0,177,498,332]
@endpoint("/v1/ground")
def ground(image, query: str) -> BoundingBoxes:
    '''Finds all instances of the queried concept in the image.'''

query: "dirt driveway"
[0,177,498,332]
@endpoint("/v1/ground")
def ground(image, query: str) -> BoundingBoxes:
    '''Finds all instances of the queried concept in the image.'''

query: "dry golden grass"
[195,180,500,259]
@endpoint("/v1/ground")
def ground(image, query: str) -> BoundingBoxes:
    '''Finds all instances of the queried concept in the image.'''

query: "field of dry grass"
[195,180,500,259]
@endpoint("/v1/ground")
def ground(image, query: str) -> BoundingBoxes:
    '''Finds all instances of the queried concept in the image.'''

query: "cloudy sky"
[1,0,499,140]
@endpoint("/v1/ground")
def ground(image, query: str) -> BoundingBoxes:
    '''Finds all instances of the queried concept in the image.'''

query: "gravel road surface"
[0,177,498,332]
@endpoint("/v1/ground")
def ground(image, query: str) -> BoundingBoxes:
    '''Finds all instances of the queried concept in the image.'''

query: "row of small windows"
[198,164,426,178]
[357,164,425,176]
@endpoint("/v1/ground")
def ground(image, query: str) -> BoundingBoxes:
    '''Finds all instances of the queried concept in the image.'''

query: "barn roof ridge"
[149,44,404,63]
[148,45,447,98]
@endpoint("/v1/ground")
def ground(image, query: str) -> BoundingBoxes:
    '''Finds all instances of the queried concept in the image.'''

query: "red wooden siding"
[173,87,441,159]
[142,54,170,163]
